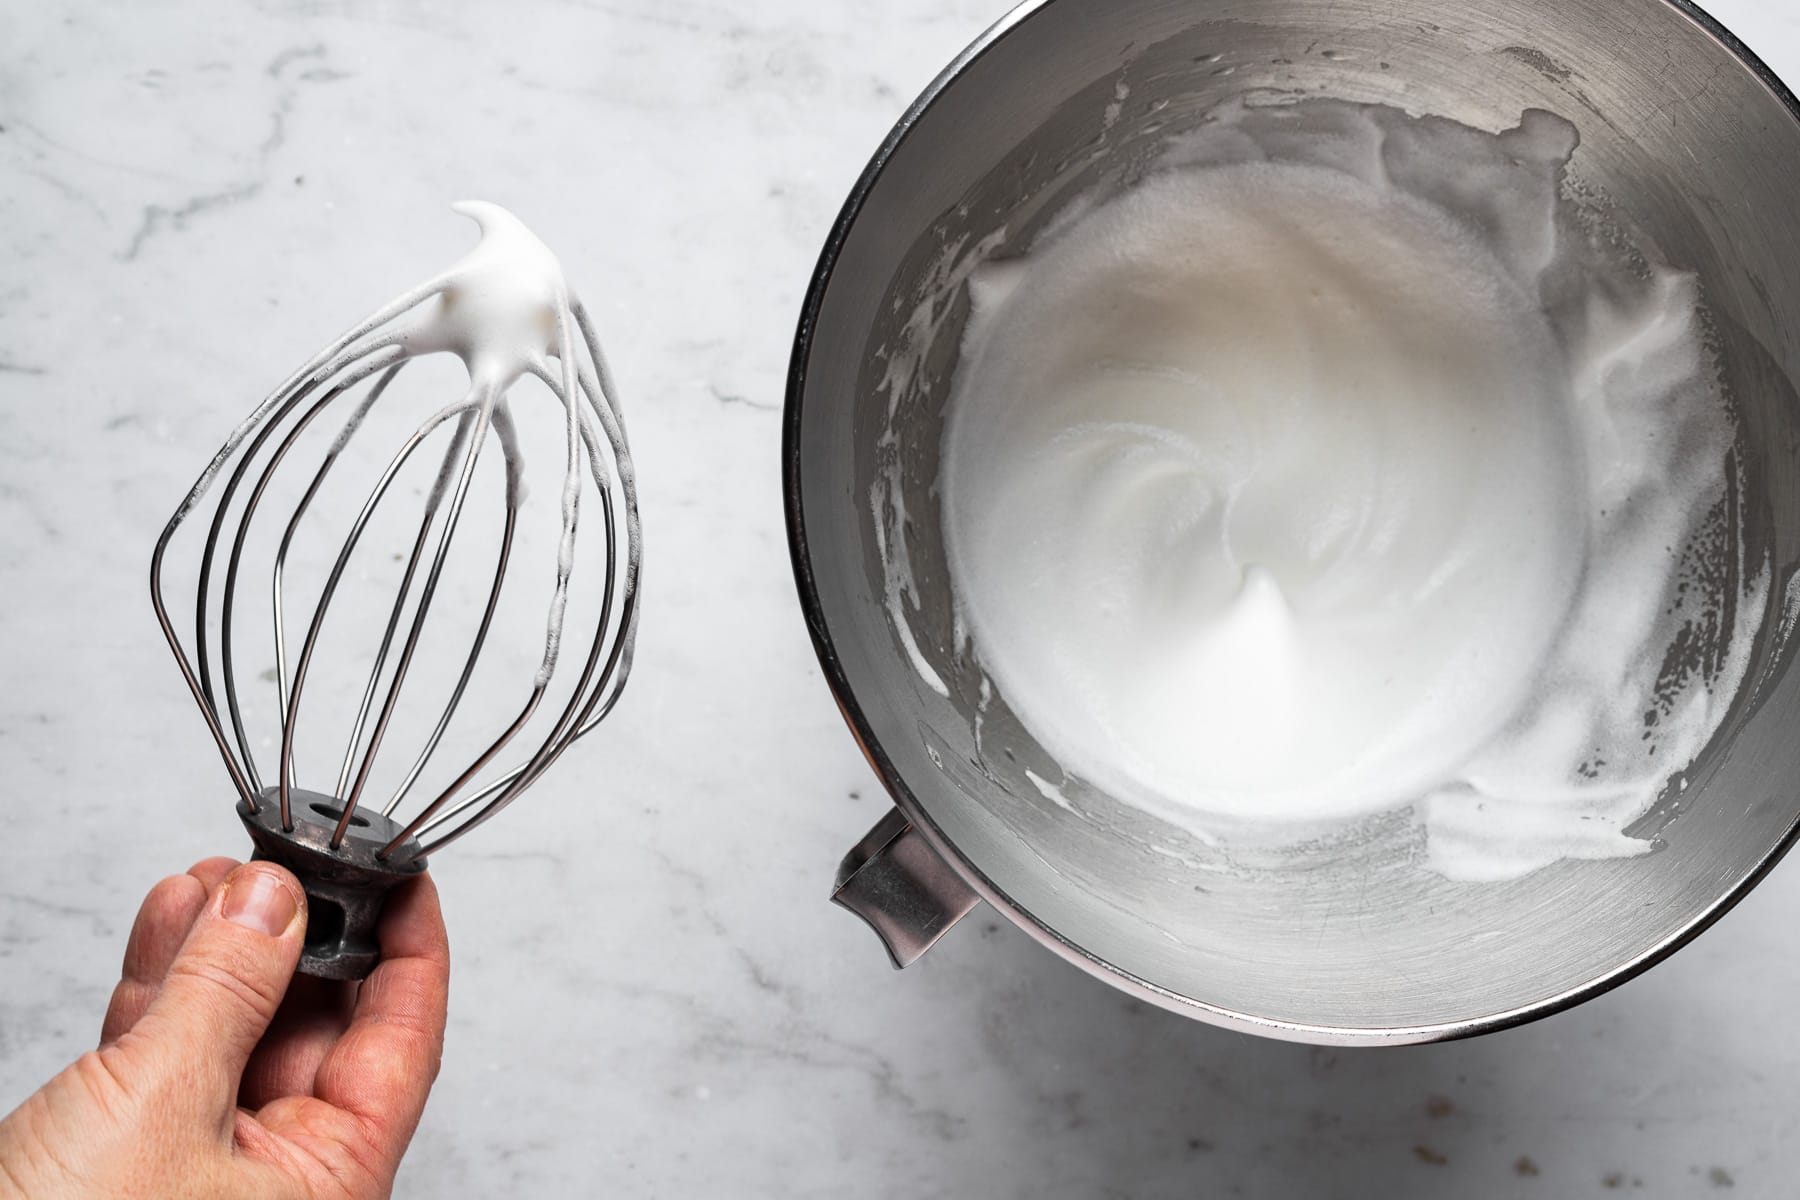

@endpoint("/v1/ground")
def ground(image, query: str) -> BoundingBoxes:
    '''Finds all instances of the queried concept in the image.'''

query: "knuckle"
[187,855,242,879]
[101,978,154,1038]
[167,945,285,1021]
[67,1048,136,1122]
[147,874,192,902]
[132,875,199,934]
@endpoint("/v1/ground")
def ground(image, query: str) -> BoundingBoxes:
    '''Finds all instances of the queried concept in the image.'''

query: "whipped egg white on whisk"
[930,99,1765,881]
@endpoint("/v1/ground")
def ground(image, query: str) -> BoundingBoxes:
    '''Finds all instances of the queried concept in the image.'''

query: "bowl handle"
[832,806,981,968]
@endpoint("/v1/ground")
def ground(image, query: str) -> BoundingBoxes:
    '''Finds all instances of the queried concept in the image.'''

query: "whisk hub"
[238,790,427,980]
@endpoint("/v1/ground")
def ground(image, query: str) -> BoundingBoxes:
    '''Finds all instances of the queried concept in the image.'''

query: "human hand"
[0,857,449,1200]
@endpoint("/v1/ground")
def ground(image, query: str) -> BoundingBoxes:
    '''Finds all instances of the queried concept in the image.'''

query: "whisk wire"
[271,366,402,785]
[384,314,594,853]
[405,320,641,856]
[410,578,639,854]
[407,489,627,856]
[153,334,412,813]
[329,404,481,804]
[218,359,407,798]
[200,371,338,781]
[331,386,499,850]
[331,466,439,804]
[276,391,488,829]
[379,483,520,817]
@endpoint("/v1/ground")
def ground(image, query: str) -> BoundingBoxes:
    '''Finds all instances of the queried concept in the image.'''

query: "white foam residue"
[1026,768,1075,812]
[869,226,1010,699]
[1103,79,1131,132]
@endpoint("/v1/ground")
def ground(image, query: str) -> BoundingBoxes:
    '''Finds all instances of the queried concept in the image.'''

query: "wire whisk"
[149,202,640,976]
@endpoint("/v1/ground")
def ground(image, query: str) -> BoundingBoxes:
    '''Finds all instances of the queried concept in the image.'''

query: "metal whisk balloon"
[150,202,640,979]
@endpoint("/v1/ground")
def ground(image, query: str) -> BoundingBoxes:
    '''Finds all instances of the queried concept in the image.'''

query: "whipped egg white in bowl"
[785,0,1800,1043]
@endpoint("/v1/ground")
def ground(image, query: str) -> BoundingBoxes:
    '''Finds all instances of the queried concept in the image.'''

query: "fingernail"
[222,869,299,936]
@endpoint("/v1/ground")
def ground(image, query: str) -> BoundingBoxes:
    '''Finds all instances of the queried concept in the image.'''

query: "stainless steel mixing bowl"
[785,0,1800,1044]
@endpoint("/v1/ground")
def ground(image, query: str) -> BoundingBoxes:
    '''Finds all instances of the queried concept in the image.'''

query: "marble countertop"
[5,0,1800,1195]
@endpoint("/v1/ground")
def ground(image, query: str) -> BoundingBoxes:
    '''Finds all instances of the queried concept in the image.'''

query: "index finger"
[311,872,450,1173]
[101,857,244,1045]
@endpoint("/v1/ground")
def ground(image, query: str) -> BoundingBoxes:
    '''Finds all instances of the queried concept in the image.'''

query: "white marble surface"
[5,0,1800,1195]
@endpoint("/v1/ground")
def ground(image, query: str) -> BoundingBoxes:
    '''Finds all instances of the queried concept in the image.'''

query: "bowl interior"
[790,0,1800,1039]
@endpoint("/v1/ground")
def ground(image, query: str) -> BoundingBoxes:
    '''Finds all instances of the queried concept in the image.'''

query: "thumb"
[126,862,306,1115]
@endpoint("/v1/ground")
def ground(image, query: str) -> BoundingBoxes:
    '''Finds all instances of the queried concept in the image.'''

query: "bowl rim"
[782,0,1800,1045]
